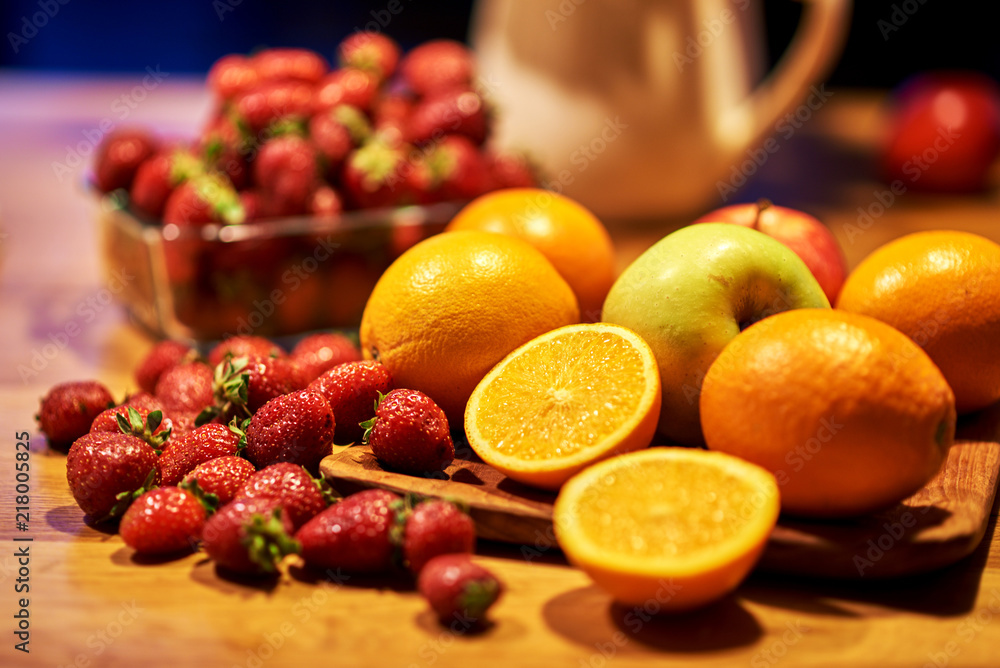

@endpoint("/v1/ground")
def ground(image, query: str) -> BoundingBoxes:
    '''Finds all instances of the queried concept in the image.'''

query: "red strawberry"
[157,421,243,486]
[409,135,489,204]
[252,48,329,85]
[162,409,200,439]
[234,81,314,134]
[362,389,454,475]
[372,93,415,145]
[399,499,476,575]
[208,336,285,368]
[66,432,159,520]
[253,135,318,217]
[244,390,334,469]
[240,189,262,221]
[37,380,115,447]
[245,354,305,413]
[181,455,257,506]
[400,40,475,97]
[135,340,196,394]
[338,32,401,81]
[308,360,391,444]
[292,333,361,384]
[162,174,245,226]
[405,88,487,146]
[122,391,165,414]
[119,486,207,555]
[308,184,344,218]
[486,150,539,189]
[155,361,214,414]
[417,554,503,627]
[235,462,331,530]
[130,147,204,219]
[94,128,159,193]
[295,489,400,573]
[313,68,380,115]
[340,138,414,209]
[208,54,260,100]
[201,498,299,576]
[309,105,371,172]
[89,405,172,450]
[200,115,250,189]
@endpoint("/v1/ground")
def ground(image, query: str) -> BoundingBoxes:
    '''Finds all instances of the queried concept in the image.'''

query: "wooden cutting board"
[319,411,1000,579]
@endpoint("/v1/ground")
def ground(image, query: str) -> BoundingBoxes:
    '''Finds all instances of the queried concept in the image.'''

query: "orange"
[359,230,579,423]
[446,188,616,321]
[700,309,956,518]
[553,447,779,611]
[836,230,1000,414]
[465,323,661,490]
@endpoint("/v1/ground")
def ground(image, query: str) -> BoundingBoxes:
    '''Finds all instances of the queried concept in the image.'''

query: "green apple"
[601,223,830,446]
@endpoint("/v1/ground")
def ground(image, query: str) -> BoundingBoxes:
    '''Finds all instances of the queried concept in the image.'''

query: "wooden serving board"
[319,415,1000,579]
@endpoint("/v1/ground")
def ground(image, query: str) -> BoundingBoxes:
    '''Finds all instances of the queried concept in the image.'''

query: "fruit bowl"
[97,189,459,342]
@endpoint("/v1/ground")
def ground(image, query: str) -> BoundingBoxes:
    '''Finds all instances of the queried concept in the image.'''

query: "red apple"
[692,199,847,304]
[882,71,1000,192]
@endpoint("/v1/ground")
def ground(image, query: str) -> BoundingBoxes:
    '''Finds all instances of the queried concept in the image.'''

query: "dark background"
[1,1,997,89]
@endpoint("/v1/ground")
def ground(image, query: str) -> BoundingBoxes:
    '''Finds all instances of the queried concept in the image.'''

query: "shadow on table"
[542,585,763,654]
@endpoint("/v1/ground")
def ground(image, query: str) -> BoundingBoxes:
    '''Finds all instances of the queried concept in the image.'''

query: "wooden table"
[2,72,1000,668]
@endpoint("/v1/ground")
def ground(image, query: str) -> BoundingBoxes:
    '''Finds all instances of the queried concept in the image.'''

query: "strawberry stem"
[241,509,300,573]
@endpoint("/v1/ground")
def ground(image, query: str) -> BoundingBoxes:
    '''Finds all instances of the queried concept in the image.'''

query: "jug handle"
[726,0,852,146]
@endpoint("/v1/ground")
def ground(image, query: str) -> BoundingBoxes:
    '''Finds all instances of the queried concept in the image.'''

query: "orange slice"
[553,448,780,610]
[464,323,661,490]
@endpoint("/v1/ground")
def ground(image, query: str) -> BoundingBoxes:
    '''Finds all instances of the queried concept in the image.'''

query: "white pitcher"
[471,0,852,221]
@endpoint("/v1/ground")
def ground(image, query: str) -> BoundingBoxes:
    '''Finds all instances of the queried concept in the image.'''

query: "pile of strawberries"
[92,34,536,225]
[37,333,502,627]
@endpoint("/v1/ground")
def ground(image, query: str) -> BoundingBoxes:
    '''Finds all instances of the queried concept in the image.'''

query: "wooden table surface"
[2,72,1000,668]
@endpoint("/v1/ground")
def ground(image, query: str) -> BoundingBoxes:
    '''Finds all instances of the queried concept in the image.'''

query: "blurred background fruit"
[700,309,956,518]
[446,188,616,321]
[359,230,578,423]
[836,230,1000,414]
[553,448,779,611]
[465,323,661,490]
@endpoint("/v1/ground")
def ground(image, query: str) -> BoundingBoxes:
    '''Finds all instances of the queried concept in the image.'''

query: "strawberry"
[253,135,318,217]
[37,380,115,447]
[308,360,391,444]
[338,32,401,81]
[292,332,361,385]
[201,498,299,576]
[409,135,489,204]
[181,455,257,506]
[486,150,539,189]
[94,128,159,193]
[372,93,415,146]
[89,405,172,450]
[233,80,315,134]
[162,173,245,226]
[244,354,305,413]
[295,489,400,573]
[155,361,214,414]
[122,391,165,414]
[157,421,243,486]
[208,336,285,368]
[234,462,333,530]
[119,486,207,555]
[340,138,413,209]
[362,389,454,475]
[207,54,260,100]
[135,340,196,394]
[309,104,371,173]
[397,499,476,575]
[313,68,380,115]
[66,432,158,520]
[244,390,334,470]
[417,554,503,627]
[252,48,329,85]
[240,189,262,221]
[200,115,250,190]
[308,184,344,218]
[405,88,487,146]
[130,148,204,219]
[400,40,475,97]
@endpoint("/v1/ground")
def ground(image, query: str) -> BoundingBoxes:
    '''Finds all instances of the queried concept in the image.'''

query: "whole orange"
[359,230,579,423]
[700,309,955,518]
[836,230,1000,413]
[446,188,616,321]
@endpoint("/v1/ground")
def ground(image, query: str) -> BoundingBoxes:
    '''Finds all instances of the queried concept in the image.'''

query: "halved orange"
[553,448,779,610]
[464,323,661,490]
